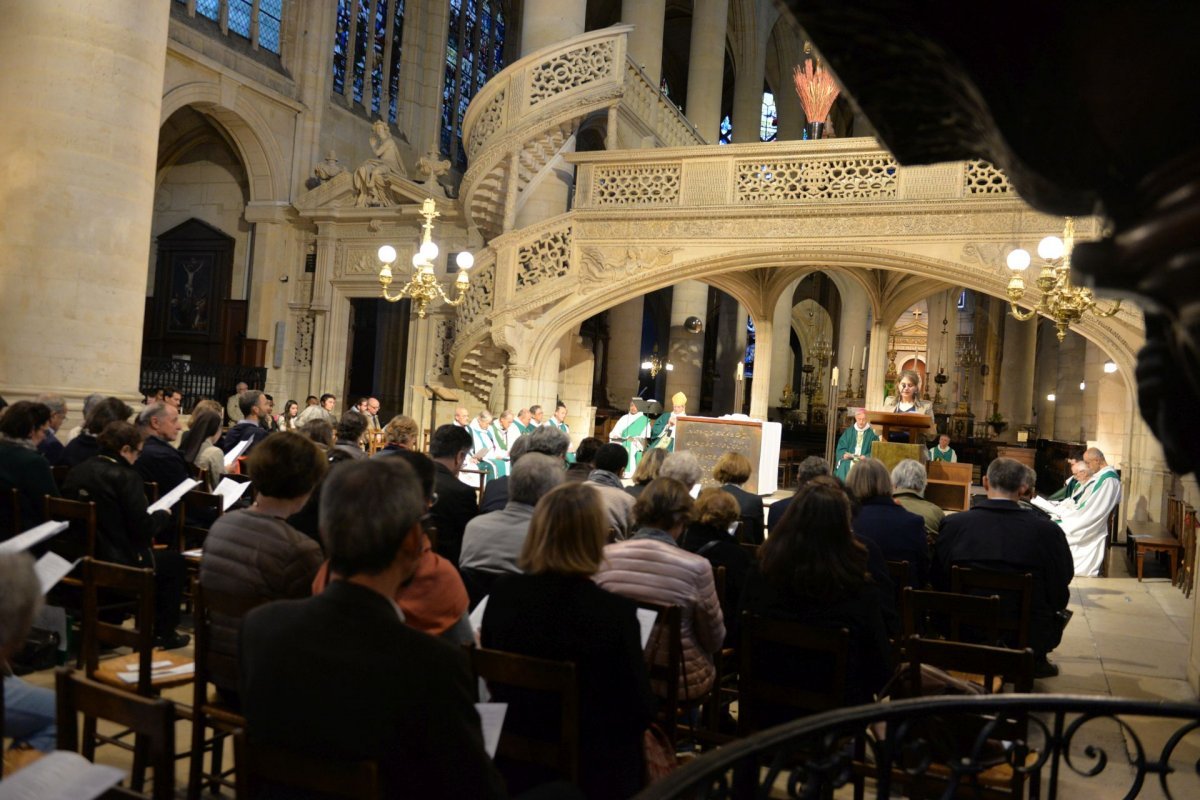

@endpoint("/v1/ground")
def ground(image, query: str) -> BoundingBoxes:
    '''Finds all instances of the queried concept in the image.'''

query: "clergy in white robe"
[1036,450,1120,577]
[608,399,649,478]
[466,412,508,483]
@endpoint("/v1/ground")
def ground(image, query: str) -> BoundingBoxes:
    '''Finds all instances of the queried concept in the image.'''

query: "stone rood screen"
[675,416,781,495]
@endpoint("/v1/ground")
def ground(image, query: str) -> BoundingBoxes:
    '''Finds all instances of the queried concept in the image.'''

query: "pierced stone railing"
[571,139,1013,210]
[460,25,705,238]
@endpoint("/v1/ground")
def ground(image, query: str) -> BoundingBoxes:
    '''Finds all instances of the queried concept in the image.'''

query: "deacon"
[834,407,879,482]
[609,399,650,478]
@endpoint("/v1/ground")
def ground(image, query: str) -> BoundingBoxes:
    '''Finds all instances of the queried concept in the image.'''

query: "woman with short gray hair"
[891,458,945,543]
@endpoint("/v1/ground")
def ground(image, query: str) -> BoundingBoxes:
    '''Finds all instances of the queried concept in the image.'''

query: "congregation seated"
[1,552,58,757]
[596,477,725,700]
[680,488,754,647]
[33,393,69,466]
[428,424,479,566]
[481,426,570,513]
[714,451,765,545]
[482,482,654,799]
[180,409,225,491]
[584,443,636,541]
[240,458,507,799]
[372,414,419,455]
[61,396,135,468]
[62,420,189,648]
[934,457,1074,677]
[845,457,929,587]
[332,410,368,460]
[624,447,667,501]
[891,457,945,545]
[766,455,829,533]
[218,390,270,455]
[740,476,893,717]
[62,392,104,446]
[563,436,601,483]
[659,450,703,497]
[460,453,564,579]
[201,433,327,702]
[134,402,189,491]
[0,401,58,532]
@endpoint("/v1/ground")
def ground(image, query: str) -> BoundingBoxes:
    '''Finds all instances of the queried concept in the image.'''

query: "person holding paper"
[203,433,326,701]
[834,407,879,482]
[134,403,189,499]
[0,401,59,533]
[240,458,506,799]
[482,482,653,799]
[1,553,58,757]
[61,422,189,649]
[218,391,271,455]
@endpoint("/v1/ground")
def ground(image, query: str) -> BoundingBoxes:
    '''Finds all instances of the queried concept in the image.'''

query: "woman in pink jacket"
[596,477,725,699]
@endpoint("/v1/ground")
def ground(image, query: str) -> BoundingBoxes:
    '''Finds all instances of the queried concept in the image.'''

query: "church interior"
[4,0,1200,795]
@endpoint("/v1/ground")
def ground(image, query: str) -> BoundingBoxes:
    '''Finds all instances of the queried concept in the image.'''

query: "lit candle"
[861,347,867,370]
[849,347,856,370]
[735,362,744,381]
[831,366,839,386]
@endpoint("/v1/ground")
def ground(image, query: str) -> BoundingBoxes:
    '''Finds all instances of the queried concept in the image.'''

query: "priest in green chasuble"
[650,392,687,452]
[609,399,650,477]
[834,407,879,482]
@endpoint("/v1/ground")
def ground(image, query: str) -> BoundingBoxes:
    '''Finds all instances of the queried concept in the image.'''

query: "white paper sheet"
[182,548,204,559]
[222,438,251,466]
[636,608,658,650]
[146,477,200,514]
[475,702,508,759]
[34,552,79,594]
[469,595,489,634]
[0,520,68,554]
[213,477,251,510]
[115,662,194,684]
[0,750,123,800]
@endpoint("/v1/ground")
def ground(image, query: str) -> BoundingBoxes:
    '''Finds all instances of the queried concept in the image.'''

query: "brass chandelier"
[640,345,674,377]
[377,198,474,319]
[1004,217,1121,341]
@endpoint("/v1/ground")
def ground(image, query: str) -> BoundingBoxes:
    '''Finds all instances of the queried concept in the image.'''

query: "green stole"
[650,414,675,451]
[490,422,508,451]
[618,413,650,469]
[1076,467,1118,510]
[929,447,955,462]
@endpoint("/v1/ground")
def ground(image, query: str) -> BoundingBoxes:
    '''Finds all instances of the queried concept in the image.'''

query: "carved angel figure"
[353,120,407,207]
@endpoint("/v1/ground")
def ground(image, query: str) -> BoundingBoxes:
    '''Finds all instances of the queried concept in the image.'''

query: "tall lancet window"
[442,0,509,170]
[332,0,407,123]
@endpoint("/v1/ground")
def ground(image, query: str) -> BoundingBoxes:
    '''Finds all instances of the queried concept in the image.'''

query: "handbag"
[643,723,678,785]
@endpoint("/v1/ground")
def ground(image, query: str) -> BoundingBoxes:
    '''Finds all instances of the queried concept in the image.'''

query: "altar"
[675,416,781,495]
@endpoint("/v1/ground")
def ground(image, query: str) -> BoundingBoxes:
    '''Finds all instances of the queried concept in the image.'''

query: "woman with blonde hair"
[374,414,419,455]
[482,482,652,799]
[625,446,667,500]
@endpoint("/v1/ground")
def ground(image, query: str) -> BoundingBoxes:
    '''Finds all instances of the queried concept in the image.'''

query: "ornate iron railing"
[139,358,267,413]
[634,694,1200,800]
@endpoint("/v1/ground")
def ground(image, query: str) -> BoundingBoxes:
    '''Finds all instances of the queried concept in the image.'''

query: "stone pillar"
[0,0,170,404]
[622,0,666,85]
[775,71,804,141]
[731,41,767,143]
[749,316,772,419]
[836,287,869,397]
[994,313,1037,441]
[504,363,534,417]
[515,0,586,229]
[864,320,891,411]
[768,283,798,409]
[1033,320,1058,440]
[1054,331,1087,443]
[666,281,707,409]
[685,0,728,142]
[557,327,596,444]
[605,298,645,407]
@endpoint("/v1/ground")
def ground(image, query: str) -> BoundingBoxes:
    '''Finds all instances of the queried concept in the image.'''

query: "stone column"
[767,283,798,409]
[622,0,666,85]
[0,0,170,404]
[995,312,1037,440]
[685,0,728,142]
[731,41,767,143]
[606,298,645,407]
[864,320,891,411]
[557,327,596,444]
[749,316,772,419]
[666,281,707,409]
[504,363,534,417]
[1033,320,1058,439]
[836,287,869,397]
[514,0,587,230]
[1053,331,1087,443]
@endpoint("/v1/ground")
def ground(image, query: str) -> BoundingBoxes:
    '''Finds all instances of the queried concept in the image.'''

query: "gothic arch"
[160,82,287,202]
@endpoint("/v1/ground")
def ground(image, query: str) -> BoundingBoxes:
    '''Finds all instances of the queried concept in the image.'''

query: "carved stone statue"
[353,120,407,207]
[312,150,345,182]
[415,146,451,197]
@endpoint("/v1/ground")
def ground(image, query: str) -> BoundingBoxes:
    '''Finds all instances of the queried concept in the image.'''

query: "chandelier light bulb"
[455,251,474,270]
[1006,248,1031,271]
[1079,381,1086,391]
[377,244,397,264]
[1103,360,1118,374]
[666,363,675,371]
[411,252,424,268]
[419,240,439,261]
[1037,235,1065,260]
[641,360,653,370]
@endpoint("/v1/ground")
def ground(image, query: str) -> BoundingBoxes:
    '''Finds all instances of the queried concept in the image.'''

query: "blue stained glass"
[719,115,733,145]
[333,0,352,94]
[228,0,252,39]
[196,0,219,21]
[258,0,282,54]
[352,0,369,104]
[387,0,406,122]
[370,0,388,114]
[759,91,778,142]
[441,0,507,168]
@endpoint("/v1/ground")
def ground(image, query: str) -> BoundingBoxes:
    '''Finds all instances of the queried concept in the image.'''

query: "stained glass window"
[442,0,509,170]
[228,0,252,39]
[719,116,732,145]
[258,0,282,53]
[196,0,220,22]
[332,0,406,123]
[759,92,778,142]
[178,0,281,55]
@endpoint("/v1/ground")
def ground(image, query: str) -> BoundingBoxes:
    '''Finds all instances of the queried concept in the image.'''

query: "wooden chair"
[56,668,176,800]
[177,488,223,551]
[50,463,71,490]
[81,558,193,790]
[44,495,98,560]
[458,467,488,505]
[886,559,910,610]
[901,587,1002,646]
[1,486,20,539]
[188,581,268,800]
[468,647,580,784]
[235,730,381,800]
[950,566,1032,650]
[633,600,689,745]
[737,613,849,735]
[143,482,159,504]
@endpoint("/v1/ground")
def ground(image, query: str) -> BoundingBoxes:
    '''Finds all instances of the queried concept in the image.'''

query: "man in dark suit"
[239,458,506,799]
[134,402,190,493]
[934,457,1074,678]
[428,424,479,565]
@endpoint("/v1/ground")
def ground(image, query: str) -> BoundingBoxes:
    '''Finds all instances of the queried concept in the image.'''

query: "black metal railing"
[634,694,1200,800]
[139,358,267,413]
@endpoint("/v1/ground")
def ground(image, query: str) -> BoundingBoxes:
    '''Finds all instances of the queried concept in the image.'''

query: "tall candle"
[831,366,839,386]
[849,347,856,370]
[735,362,744,380]
[861,347,867,370]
